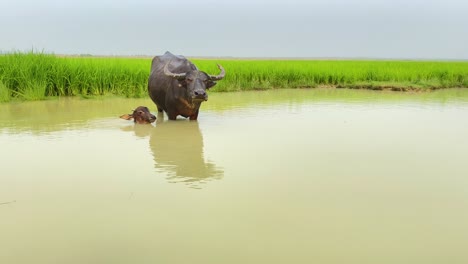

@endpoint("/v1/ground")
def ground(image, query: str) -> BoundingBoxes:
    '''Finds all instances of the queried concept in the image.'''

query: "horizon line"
[1,51,468,61]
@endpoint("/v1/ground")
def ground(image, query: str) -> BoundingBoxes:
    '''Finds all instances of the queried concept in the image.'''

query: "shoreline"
[2,86,467,104]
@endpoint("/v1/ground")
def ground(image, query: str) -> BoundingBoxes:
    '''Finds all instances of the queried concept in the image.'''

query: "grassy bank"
[1,52,468,102]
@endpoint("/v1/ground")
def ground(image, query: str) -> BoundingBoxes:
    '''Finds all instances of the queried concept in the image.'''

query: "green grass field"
[1,52,467,102]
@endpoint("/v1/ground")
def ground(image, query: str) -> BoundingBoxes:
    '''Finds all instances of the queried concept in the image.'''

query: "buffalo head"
[120,106,156,124]
[164,63,225,101]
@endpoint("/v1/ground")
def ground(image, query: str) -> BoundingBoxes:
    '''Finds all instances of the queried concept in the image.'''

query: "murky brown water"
[1,88,468,264]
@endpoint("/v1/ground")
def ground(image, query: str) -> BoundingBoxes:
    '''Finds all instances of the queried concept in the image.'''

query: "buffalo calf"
[120,106,156,124]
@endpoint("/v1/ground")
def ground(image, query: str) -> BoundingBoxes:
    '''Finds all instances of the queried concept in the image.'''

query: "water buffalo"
[120,106,156,124]
[148,51,225,120]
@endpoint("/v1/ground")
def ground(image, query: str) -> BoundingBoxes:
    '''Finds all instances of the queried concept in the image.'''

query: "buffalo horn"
[164,62,186,80]
[209,64,226,81]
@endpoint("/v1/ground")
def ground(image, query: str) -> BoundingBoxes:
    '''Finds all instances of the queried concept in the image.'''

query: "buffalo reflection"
[122,121,223,188]
[120,123,154,138]
[149,120,223,188]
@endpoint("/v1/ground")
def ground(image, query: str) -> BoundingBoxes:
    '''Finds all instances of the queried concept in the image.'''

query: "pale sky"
[1,0,467,59]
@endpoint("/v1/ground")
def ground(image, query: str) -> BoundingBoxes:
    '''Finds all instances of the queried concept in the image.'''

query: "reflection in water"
[120,123,154,138]
[121,118,223,188]
[149,120,223,188]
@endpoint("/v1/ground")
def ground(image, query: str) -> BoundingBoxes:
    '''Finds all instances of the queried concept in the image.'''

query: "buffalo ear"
[206,80,217,89]
[120,114,134,120]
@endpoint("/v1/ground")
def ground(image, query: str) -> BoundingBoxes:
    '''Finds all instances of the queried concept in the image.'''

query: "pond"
[1,88,468,264]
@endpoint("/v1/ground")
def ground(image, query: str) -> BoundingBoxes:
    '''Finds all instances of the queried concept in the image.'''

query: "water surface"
[1,88,468,264]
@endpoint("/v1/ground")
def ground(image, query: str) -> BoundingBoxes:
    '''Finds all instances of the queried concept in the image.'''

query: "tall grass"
[0,52,467,102]
[0,52,150,101]
[193,59,468,92]
[0,79,10,102]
